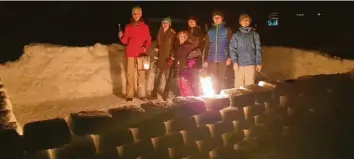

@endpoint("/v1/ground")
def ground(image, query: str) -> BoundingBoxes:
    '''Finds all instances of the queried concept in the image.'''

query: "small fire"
[143,63,150,70]
[200,76,216,97]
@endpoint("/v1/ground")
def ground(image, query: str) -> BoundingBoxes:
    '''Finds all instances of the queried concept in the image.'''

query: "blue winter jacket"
[205,23,232,62]
[229,27,262,66]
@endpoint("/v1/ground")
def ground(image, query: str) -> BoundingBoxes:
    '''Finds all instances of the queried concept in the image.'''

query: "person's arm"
[143,25,152,51]
[169,30,177,57]
[229,33,238,63]
[119,25,130,44]
[155,29,161,57]
[254,32,262,65]
[203,34,210,62]
[156,29,160,48]
[226,27,233,58]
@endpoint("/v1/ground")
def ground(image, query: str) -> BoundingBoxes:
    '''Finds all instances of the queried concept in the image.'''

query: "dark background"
[1,1,354,63]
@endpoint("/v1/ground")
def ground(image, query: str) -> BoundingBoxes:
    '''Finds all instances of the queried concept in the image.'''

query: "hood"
[239,26,254,33]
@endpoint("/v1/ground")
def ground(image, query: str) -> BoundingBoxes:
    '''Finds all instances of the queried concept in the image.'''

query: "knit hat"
[212,10,224,18]
[162,17,172,26]
[239,13,252,23]
[188,16,198,23]
[132,6,142,14]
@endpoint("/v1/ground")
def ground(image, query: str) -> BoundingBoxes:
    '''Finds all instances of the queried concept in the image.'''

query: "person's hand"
[226,58,232,66]
[154,56,158,60]
[118,31,123,38]
[202,62,208,68]
[256,65,263,72]
[171,57,175,60]
[153,48,159,52]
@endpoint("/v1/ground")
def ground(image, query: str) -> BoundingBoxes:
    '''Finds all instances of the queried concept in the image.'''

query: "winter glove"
[187,59,196,68]
[168,58,174,67]
[141,46,147,53]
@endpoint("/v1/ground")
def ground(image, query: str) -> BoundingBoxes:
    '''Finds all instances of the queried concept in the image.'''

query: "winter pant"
[207,62,227,94]
[189,68,201,96]
[177,77,194,96]
[233,64,256,89]
[152,68,172,96]
[126,57,146,98]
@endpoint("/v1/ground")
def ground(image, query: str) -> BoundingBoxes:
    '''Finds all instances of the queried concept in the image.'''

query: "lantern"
[137,54,151,70]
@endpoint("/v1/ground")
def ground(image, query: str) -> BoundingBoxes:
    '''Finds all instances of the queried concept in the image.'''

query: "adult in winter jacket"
[229,13,262,88]
[204,10,233,94]
[187,16,205,96]
[149,17,176,101]
[173,31,202,96]
[118,6,151,101]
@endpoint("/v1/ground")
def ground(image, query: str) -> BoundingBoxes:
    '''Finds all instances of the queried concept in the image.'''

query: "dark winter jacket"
[188,26,205,50]
[155,27,176,71]
[119,19,151,57]
[188,26,204,69]
[173,41,200,77]
[204,23,233,62]
[229,27,262,66]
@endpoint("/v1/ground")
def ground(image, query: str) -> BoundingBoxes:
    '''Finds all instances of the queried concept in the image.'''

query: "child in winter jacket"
[229,13,262,89]
[187,16,205,96]
[204,10,233,94]
[172,31,201,96]
[148,17,176,101]
[118,6,151,101]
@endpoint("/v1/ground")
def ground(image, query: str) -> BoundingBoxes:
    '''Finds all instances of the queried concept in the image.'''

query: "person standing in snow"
[229,13,262,88]
[187,16,205,96]
[118,6,151,101]
[204,10,233,94]
[173,31,202,96]
[148,17,176,101]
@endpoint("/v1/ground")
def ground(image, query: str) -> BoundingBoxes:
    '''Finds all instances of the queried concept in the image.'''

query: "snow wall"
[1,42,354,105]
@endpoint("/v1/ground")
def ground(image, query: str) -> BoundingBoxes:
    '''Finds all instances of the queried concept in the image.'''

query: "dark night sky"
[0,2,354,62]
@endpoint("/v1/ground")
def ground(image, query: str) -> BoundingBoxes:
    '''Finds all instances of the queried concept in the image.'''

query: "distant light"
[317,13,322,16]
[296,13,304,16]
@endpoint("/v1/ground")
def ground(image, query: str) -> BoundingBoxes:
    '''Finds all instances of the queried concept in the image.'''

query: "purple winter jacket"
[173,41,201,78]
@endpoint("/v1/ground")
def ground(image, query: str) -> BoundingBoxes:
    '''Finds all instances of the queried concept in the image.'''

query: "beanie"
[132,6,142,14]
[212,10,224,18]
[239,13,252,23]
[162,17,172,26]
[188,16,198,23]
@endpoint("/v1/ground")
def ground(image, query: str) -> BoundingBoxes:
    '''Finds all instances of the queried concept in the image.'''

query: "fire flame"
[143,63,150,69]
[200,76,215,97]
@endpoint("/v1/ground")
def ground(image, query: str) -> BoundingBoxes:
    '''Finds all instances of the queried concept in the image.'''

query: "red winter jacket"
[119,20,152,57]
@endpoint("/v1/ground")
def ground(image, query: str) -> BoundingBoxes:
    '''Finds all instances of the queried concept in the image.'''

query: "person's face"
[132,11,142,21]
[162,21,170,29]
[188,19,197,27]
[179,33,188,43]
[240,18,251,27]
[213,15,223,24]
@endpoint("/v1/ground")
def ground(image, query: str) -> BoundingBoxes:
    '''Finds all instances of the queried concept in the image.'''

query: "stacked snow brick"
[1,72,354,159]
[0,80,23,159]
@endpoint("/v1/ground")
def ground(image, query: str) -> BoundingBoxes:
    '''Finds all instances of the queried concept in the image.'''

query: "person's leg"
[207,62,218,93]
[234,64,245,89]
[163,68,172,100]
[126,57,135,99]
[216,62,227,93]
[179,76,194,96]
[244,65,256,86]
[190,69,200,96]
[177,77,185,96]
[137,68,146,99]
[150,68,162,98]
